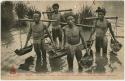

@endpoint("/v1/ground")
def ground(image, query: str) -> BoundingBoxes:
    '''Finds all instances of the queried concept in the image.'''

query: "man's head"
[66,15,75,26]
[52,3,59,13]
[96,7,106,19]
[33,11,41,23]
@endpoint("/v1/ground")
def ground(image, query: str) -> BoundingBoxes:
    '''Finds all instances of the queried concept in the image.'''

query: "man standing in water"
[51,3,63,49]
[63,15,85,72]
[89,7,117,60]
[24,11,47,72]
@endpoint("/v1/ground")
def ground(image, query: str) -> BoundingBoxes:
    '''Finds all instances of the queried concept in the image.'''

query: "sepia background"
[1,0,124,80]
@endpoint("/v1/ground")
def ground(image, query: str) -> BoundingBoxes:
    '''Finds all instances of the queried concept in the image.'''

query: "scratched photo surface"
[1,0,124,80]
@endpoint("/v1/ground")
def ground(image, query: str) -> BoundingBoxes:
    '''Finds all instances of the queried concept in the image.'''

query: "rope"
[29,22,32,45]
[18,21,22,49]
[115,18,118,36]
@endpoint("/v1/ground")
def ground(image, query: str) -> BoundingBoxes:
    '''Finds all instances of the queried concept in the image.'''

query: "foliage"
[1,1,14,31]
[79,5,95,25]
[15,2,27,19]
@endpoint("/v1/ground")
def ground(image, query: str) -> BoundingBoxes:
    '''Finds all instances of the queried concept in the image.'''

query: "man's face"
[98,12,105,19]
[67,16,75,26]
[33,13,40,23]
[53,6,59,13]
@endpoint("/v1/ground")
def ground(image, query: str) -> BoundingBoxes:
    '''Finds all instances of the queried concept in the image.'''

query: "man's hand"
[92,62,97,70]
[24,43,28,48]
[62,44,69,50]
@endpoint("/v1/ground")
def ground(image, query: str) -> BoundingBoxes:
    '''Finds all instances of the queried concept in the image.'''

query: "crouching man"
[24,11,47,72]
[63,15,85,72]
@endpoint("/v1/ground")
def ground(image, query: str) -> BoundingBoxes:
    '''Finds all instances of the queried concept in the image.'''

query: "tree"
[1,1,14,31]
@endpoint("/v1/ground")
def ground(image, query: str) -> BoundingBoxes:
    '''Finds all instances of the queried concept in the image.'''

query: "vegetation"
[79,5,94,25]
[1,1,14,31]
[15,2,37,27]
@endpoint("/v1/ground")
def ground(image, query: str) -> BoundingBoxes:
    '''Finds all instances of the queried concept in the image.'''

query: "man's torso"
[51,13,61,28]
[64,25,80,45]
[95,19,109,37]
[31,22,45,43]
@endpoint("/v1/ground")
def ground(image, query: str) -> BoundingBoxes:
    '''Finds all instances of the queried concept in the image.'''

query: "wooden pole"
[60,22,95,28]
[42,9,72,14]
[18,19,57,22]
[84,16,118,20]
[19,19,95,28]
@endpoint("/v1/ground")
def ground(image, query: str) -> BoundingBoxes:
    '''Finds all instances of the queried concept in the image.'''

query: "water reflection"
[1,30,14,47]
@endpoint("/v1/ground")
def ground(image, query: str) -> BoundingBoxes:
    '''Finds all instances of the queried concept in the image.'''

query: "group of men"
[24,3,117,72]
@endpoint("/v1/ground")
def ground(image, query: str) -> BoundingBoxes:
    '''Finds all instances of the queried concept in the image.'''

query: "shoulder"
[93,19,98,25]
[39,21,44,25]
[62,25,69,30]
[30,22,34,26]
[104,18,110,24]
[30,22,35,29]
[58,12,61,15]
[74,25,80,30]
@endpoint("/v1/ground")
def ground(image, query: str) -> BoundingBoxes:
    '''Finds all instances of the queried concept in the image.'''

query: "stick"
[84,16,118,20]
[42,9,72,14]
[18,19,95,28]
[60,22,95,28]
[18,19,57,22]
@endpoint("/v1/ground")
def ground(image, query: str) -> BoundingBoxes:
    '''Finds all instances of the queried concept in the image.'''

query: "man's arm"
[89,28,95,41]
[24,25,32,47]
[60,14,66,22]
[88,20,96,41]
[63,28,66,48]
[108,22,117,41]
[43,24,56,48]
[79,29,86,47]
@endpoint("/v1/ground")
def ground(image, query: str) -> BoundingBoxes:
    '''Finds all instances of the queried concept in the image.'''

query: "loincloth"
[96,36,108,48]
[33,38,44,45]
[66,43,81,55]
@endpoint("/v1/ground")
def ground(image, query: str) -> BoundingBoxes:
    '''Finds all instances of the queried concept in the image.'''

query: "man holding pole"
[89,7,117,61]
[51,3,64,49]
[24,11,48,72]
[63,15,86,72]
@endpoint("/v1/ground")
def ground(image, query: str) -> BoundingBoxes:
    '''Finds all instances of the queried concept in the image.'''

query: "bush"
[79,5,95,25]
[15,2,27,19]
[1,1,14,31]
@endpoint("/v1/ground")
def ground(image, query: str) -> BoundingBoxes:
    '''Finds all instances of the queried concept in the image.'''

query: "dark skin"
[53,6,59,14]
[51,5,65,49]
[63,16,89,72]
[24,13,54,47]
[88,11,117,67]
[63,16,85,48]
[24,13,48,72]
[24,14,44,47]
[89,12,116,41]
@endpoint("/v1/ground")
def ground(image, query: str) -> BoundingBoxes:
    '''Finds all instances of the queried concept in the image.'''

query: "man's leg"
[95,37,101,58]
[75,48,83,72]
[102,37,108,58]
[34,44,42,72]
[52,29,57,48]
[40,41,47,71]
[58,28,62,49]
[67,49,74,72]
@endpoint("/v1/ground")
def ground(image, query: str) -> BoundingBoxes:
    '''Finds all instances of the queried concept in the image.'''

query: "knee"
[67,54,74,61]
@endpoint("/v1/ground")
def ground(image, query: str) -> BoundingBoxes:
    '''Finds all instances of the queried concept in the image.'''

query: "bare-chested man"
[51,3,63,49]
[24,11,47,72]
[63,15,85,72]
[89,7,117,60]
